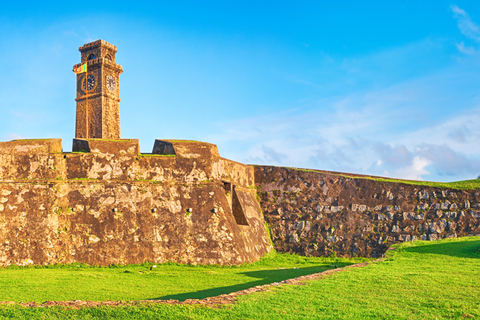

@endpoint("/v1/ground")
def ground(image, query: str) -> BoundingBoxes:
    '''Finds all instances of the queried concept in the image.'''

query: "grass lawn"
[0,236,479,319]
[0,253,365,303]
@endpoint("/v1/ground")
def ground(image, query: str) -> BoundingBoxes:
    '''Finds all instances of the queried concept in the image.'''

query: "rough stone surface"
[0,139,62,154]
[0,139,272,266]
[72,138,139,154]
[255,166,480,258]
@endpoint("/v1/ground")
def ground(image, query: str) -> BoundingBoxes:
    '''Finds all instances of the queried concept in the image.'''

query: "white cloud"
[201,20,480,183]
[447,126,470,143]
[451,5,480,41]
[207,66,480,182]
[451,5,480,53]
[451,5,467,16]
[393,106,480,156]
[259,145,287,163]
[416,143,480,178]
[4,133,23,141]
[456,41,476,54]
[395,156,431,180]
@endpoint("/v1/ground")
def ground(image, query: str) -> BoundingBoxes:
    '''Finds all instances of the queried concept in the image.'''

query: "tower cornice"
[79,39,117,53]
[73,57,123,74]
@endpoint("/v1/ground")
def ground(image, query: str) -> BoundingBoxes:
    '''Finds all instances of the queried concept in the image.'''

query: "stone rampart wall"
[5,138,478,264]
[255,166,480,258]
[0,139,272,266]
[0,139,254,188]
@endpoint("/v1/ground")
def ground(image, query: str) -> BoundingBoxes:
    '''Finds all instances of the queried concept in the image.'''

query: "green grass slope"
[368,177,480,190]
[288,167,480,190]
[0,237,479,319]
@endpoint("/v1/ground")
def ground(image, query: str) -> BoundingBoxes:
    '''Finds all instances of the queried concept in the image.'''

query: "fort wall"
[2,138,479,265]
[0,139,272,266]
[255,166,480,258]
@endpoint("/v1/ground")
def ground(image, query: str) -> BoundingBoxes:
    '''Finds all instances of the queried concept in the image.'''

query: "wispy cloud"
[456,41,477,54]
[451,5,480,54]
[4,133,23,141]
[206,45,480,182]
[82,27,95,43]
[451,5,480,41]
[447,126,470,143]
[417,143,480,177]
[260,145,287,163]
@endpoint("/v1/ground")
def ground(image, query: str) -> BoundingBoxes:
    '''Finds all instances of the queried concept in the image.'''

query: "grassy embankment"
[287,167,480,190]
[365,176,480,190]
[0,236,478,319]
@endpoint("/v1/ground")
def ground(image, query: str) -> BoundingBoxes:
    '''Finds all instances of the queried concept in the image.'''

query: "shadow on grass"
[154,263,350,301]
[402,239,480,259]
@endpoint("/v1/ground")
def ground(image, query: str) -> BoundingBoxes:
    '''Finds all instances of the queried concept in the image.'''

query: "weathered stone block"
[428,234,438,241]
[418,191,429,200]
[0,139,62,154]
[440,201,450,210]
[288,233,299,243]
[72,138,139,155]
[445,211,457,219]
[152,140,220,159]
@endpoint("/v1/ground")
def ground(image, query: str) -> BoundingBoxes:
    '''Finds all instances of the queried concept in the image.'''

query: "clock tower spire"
[73,40,123,139]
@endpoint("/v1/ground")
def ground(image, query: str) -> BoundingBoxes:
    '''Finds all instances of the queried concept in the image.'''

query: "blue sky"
[1,1,480,182]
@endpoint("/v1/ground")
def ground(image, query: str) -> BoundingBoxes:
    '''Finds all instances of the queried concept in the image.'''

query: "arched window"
[87,53,96,60]
[105,54,112,61]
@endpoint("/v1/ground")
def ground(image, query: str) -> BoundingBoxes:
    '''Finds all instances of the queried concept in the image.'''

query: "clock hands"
[83,75,96,91]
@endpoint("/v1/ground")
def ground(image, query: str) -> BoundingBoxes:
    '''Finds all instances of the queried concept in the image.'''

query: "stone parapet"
[72,138,139,155]
[0,139,253,188]
[0,139,62,154]
[152,140,220,158]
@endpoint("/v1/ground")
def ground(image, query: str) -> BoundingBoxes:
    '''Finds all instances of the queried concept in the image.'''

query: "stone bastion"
[0,138,273,266]
[1,138,479,266]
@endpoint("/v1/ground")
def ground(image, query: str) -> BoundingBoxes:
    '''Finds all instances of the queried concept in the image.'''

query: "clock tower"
[73,40,123,139]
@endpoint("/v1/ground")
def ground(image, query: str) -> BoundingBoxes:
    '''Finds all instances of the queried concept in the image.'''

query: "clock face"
[82,75,96,91]
[107,75,116,91]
